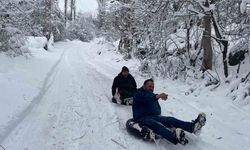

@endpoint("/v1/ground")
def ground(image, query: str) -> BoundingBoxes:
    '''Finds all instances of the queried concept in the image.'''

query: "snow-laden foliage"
[97,0,250,104]
[227,71,250,105]
[97,0,249,76]
[240,0,250,13]
[0,0,95,55]
[0,0,29,56]
[0,27,29,57]
[66,14,95,42]
[14,0,66,41]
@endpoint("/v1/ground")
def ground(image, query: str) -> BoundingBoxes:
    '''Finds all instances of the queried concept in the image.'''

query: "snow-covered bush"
[228,72,250,105]
[0,1,29,56]
[0,27,29,57]
[240,0,250,14]
[66,14,95,42]
[67,23,93,42]
[17,0,66,42]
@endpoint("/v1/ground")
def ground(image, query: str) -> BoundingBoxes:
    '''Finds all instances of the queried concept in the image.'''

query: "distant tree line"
[0,0,96,56]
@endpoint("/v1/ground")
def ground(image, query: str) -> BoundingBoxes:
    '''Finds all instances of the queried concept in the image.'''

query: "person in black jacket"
[112,66,137,104]
[132,79,206,145]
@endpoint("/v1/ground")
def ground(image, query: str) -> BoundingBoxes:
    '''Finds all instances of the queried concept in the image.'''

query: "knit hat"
[121,66,129,72]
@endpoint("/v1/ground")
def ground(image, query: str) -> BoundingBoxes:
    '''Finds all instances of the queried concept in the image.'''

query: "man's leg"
[119,90,134,105]
[139,117,178,144]
[119,90,133,99]
[153,116,193,133]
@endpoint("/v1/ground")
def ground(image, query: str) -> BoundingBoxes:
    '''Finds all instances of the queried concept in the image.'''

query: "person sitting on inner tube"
[132,79,206,145]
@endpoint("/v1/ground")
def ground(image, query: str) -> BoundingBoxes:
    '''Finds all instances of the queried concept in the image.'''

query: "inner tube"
[126,118,161,141]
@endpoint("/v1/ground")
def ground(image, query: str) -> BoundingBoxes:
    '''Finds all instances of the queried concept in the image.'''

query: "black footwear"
[174,128,189,145]
[112,97,117,103]
[192,112,206,135]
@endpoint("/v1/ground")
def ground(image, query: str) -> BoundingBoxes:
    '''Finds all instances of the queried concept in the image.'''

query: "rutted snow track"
[1,40,250,150]
[1,42,126,150]
[0,50,66,144]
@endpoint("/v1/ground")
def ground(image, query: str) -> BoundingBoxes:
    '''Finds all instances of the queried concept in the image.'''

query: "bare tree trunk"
[202,1,212,71]
[70,0,73,20]
[97,0,106,30]
[211,12,229,77]
[118,0,133,58]
[64,0,68,25]
[186,20,191,65]
[44,0,52,50]
[73,0,76,20]
[222,40,229,77]
[70,0,72,20]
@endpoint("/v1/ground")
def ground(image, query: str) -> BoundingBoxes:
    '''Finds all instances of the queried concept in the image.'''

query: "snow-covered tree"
[66,13,95,42]
[0,0,29,56]
[99,0,249,81]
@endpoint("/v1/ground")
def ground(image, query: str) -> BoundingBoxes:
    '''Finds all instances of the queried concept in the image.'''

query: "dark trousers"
[138,115,193,144]
[119,89,135,99]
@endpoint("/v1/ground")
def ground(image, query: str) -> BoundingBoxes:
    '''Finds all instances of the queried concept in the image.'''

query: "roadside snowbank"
[0,36,63,140]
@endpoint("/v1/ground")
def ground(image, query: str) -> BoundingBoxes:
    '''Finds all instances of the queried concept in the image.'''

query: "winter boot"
[192,112,206,135]
[174,128,188,145]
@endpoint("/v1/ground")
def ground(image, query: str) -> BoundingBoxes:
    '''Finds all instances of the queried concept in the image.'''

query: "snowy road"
[1,41,137,150]
[1,40,250,150]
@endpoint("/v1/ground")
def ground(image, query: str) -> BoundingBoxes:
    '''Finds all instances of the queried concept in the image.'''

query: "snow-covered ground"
[0,37,64,142]
[0,38,250,150]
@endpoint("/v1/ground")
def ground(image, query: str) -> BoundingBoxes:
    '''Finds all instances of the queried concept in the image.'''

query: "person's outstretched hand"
[156,93,168,100]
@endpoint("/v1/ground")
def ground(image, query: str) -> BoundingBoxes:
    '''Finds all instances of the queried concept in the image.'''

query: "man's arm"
[112,77,118,96]
[131,76,137,89]
[156,93,168,100]
[134,91,158,104]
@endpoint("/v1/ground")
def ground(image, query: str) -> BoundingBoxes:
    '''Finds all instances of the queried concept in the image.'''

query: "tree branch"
[111,138,127,149]
[0,145,6,150]
[242,70,250,83]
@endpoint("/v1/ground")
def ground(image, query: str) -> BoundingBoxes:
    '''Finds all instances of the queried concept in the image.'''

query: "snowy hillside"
[0,38,250,150]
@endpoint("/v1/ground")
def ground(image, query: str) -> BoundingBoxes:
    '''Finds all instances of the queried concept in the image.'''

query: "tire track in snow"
[72,41,218,150]
[58,46,132,149]
[71,44,154,149]
[0,50,66,143]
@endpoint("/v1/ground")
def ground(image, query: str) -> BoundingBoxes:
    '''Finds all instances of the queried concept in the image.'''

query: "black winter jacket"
[112,73,137,96]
